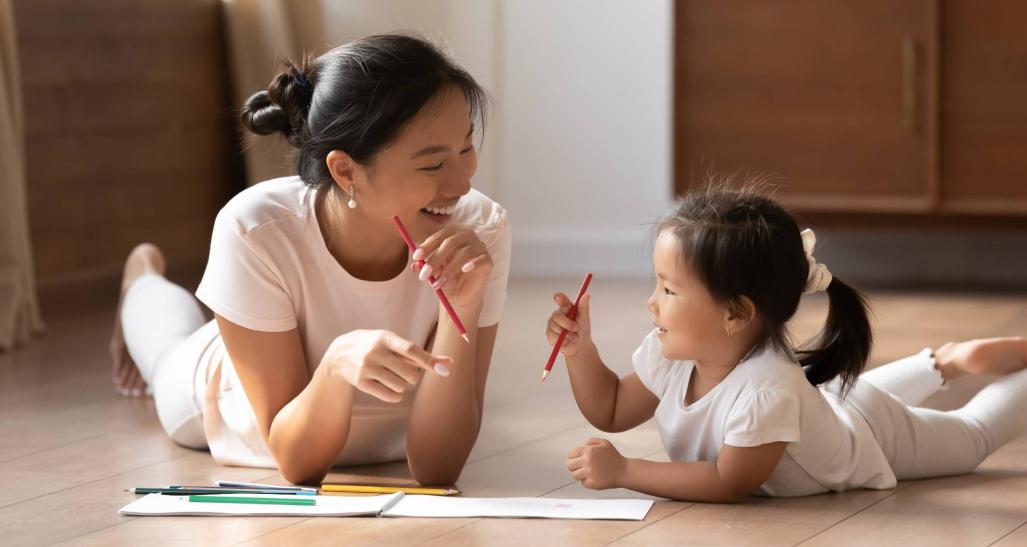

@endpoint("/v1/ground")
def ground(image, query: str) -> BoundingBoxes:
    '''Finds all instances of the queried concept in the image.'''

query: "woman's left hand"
[411,225,493,313]
[567,438,628,490]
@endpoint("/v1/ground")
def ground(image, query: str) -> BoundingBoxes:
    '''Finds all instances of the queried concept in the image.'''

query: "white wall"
[497,1,673,278]
[308,0,673,278]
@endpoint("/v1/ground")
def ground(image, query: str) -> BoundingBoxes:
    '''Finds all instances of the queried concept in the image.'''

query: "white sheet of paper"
[383,495,654,521]
[118,492,654,521]
[118,492,402,517]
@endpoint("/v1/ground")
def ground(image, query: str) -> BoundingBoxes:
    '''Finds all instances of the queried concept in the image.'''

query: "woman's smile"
[420,202,459,224]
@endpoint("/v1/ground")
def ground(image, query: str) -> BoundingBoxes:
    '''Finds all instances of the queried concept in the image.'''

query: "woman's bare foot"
[111,243,166,397]
[934,337,1027,381]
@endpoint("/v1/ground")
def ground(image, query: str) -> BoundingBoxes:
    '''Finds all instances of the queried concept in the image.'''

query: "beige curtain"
[221,0,327,186]
[0,0,43,351]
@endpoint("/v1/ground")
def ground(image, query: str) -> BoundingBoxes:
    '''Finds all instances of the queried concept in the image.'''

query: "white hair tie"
[801,229,832,294]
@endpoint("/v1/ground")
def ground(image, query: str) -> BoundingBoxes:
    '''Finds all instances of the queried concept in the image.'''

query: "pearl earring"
[347,186,357,209]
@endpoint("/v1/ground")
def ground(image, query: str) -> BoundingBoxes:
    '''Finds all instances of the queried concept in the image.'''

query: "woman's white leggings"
[121,274,213,449]
[850,350,1027,479]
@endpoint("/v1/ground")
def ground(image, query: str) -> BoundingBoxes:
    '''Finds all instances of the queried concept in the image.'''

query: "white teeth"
[423,206,456,215]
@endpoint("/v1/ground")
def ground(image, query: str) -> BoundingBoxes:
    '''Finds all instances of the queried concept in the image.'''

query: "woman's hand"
[411,225,493,313]
[546,292,593,357]
[566,438,627,490]
[326,330,453,403]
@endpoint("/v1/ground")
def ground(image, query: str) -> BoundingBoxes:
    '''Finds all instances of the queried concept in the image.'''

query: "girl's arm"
[566,344,659,432]
[217,316,443,485]
[568,439,787,502]
[549,293,659,432]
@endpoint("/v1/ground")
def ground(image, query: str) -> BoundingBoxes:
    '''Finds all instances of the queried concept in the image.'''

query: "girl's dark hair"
[657,181,872,395]
[239,33,487,187]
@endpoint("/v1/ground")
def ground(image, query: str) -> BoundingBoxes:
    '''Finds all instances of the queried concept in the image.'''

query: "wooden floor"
[3,277,1027,546]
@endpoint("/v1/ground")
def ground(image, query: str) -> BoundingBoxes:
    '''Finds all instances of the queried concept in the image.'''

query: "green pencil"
[188,495,316,506]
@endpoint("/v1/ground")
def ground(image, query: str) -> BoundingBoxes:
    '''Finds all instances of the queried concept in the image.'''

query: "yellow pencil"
[320,484,460,496]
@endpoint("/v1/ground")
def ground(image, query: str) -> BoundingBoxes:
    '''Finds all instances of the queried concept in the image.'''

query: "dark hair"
[239,33,487,187]
[657,181,872,395]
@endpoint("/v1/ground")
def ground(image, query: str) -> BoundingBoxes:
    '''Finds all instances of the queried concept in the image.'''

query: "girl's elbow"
[584,414,618,433]
[715,482,759,503]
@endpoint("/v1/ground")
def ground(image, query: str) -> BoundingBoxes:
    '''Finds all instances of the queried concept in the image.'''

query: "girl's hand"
[326,330,453,403]
[411,225,493,313]
[546,292,593,357]
[566,438,627,490]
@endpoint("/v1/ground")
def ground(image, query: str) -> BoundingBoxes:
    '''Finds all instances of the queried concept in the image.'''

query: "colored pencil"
[390,214,470,343]
[188,495,316,506]
[126,487,313,496]
[321,484,460,496]
[542,273,593,382]
[214,480,317,493]
[172,485,316,496]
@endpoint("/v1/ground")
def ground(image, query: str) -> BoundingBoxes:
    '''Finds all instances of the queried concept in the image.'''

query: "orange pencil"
[541,273,593,382]
[391,214,470,343]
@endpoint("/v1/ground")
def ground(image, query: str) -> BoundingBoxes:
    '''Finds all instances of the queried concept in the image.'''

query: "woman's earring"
[347,186,357,209]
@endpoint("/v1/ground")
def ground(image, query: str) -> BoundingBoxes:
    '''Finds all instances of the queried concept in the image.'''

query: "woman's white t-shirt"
[632,330,897,497]
[194,176,511,468]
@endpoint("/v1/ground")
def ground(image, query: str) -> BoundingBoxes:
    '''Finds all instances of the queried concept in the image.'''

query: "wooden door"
[674,1,938,212]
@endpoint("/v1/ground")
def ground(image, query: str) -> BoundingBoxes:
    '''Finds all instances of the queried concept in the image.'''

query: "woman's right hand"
[546,292,593,357]
[325,330,452,403]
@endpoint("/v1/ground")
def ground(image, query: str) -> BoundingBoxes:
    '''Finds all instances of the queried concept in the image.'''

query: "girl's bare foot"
[111,243,165,397]
[934,337,1027,381]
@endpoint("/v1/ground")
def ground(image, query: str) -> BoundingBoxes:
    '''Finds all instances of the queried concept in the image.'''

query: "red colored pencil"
[391,214,470,343]
[541,273,593,383]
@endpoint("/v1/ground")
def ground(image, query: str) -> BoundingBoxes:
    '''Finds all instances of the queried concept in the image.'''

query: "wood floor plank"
[609,486,911,547]
[233,514,474,547]
[799,439,1027,547]
[1,453,289,546]
[418,501,687,547]
[0,423,191,507]
[0,398,157,454]
[991,522,1027,546]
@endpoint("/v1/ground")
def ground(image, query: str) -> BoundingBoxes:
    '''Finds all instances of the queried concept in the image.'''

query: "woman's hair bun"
[239,57,314,147]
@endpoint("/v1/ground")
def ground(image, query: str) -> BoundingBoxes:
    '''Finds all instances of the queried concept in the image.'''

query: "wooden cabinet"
[940,1,1027,214]
[674,1,1027,216]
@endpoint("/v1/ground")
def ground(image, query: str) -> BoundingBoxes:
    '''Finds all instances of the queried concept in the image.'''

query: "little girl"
[547,185,1027,501]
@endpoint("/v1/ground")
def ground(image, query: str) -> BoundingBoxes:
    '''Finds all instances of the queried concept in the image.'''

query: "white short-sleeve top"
[632,330,896,497]
[194,176,511,468]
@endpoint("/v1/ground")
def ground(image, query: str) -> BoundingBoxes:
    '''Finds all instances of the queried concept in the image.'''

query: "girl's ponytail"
[798,277,873,395]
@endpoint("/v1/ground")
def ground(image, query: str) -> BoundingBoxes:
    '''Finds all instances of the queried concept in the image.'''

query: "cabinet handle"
[901,35,917,133]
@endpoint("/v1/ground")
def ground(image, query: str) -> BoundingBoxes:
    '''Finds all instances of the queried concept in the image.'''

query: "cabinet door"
[674,1,936,212]
[940,1,1027,214]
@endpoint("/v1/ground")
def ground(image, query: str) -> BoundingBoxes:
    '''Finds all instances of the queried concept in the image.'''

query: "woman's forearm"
[406,305,483,485]
[267,362,355,485]
[565,343,621,431]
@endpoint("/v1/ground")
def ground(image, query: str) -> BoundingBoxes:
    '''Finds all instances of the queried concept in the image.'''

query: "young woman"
[109,34,510,486]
